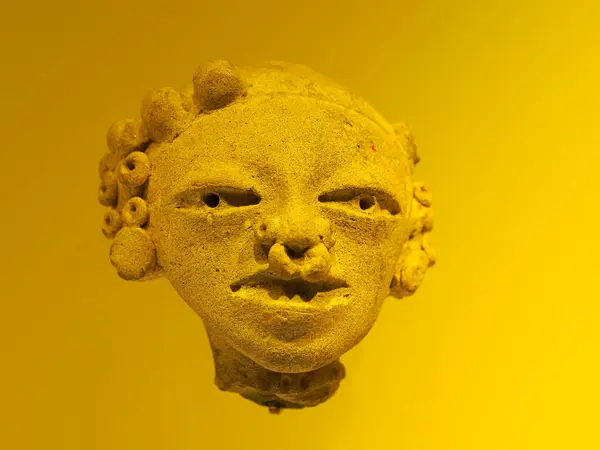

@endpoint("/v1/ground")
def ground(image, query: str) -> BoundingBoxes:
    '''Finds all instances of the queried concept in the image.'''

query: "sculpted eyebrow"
[318,185,398,201]
[173,172,258,194]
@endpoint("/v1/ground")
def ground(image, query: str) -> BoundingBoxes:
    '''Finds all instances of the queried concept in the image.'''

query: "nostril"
[285,245,307,260]
[261,243,271,258]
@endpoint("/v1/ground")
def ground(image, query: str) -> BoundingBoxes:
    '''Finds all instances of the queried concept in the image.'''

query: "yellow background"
[1,1,598,449]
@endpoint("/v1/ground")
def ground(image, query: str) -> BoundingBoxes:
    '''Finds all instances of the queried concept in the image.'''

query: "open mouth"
[230,273,348,302]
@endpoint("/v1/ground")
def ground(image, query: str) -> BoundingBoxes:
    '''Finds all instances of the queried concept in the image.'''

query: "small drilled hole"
[359,196,375,210]
[126,161,135,171]
[260,224,267,232]
[203,193,220,208]
[130,205,137,213]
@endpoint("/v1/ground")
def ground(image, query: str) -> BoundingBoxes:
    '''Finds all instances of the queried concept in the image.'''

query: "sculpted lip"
[230,272,348,303]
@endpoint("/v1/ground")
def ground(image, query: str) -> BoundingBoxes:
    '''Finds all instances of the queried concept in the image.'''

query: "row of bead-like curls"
[389,181,436,298]
[97,121,157,280]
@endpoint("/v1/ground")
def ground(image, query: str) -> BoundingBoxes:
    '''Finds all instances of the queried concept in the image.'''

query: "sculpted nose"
[254,217,335,281]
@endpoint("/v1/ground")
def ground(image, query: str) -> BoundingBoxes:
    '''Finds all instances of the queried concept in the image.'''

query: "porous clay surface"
[97,60,435,413]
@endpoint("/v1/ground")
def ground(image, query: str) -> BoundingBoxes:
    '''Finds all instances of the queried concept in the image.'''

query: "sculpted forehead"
[150,95,410,201]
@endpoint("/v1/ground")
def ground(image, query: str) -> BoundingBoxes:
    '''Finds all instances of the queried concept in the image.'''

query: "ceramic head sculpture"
[97,60,435,413]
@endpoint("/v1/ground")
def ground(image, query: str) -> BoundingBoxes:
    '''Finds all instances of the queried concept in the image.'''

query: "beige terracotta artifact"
[97,60,436,413]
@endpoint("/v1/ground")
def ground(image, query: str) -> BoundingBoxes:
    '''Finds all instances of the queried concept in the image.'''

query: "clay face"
[98,60,435,410]
[147,94,411,373]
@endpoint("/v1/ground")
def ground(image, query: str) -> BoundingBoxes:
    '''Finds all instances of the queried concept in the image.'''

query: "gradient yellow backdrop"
[1,1,598,449]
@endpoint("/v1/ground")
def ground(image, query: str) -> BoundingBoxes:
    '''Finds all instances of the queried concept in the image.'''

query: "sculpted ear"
[389,182,436,299]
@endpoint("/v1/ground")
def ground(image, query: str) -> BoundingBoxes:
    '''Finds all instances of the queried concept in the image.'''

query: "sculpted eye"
[318,188,400,216]
[174,187,261,210]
